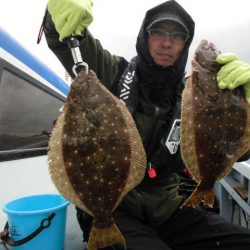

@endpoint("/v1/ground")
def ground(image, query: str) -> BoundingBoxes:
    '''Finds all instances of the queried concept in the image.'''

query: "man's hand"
[48,0,93,41]
[216,53,250,104]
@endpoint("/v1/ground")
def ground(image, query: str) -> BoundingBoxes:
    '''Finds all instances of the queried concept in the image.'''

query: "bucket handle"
[0,212,55,247]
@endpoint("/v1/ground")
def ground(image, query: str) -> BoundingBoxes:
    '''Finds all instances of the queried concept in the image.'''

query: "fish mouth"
[200,39,214,50]
[198,39,220,54]
[194,39,221,72]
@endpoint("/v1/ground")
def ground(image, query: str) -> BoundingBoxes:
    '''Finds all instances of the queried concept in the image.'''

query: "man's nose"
[160,35,173,47]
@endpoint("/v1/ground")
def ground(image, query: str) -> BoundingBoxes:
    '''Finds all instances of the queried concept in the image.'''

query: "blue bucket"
[2,194,70,250]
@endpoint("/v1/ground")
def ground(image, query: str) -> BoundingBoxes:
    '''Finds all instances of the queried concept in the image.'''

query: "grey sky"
[1,0,250,78]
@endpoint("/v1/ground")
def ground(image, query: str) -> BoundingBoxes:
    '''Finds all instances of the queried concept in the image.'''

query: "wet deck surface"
[65,204,87,250]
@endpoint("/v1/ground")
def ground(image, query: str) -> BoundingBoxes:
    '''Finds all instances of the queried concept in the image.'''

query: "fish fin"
[191,71,199,84]
[48,113,92,214]
[180,186,214,208]
[87,222,126,250]
[111,97,147,208]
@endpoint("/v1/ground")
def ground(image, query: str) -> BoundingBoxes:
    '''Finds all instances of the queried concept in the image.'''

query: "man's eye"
[149,29,166,38]
[172,32,188,42]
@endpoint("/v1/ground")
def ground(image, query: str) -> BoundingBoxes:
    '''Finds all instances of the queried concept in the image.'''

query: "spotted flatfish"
[180,40,250,208]
[48,69,146,250]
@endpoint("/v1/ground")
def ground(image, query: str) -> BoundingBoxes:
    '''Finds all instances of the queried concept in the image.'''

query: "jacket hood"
[136,0,195,85]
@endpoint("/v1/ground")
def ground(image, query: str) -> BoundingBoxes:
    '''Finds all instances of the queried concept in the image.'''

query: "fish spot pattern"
[180,40,250,207]
[48,70,147,229]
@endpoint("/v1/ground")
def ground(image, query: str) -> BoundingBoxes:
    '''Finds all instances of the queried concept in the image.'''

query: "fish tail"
[180,185,214,208]
[87,222,126,250]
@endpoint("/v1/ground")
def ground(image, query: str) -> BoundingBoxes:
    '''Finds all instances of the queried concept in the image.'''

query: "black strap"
[145,106,162,160]
[37,8,48,44]
[0,212,55,247]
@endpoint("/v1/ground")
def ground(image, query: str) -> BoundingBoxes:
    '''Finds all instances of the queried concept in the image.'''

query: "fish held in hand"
[48,70,146,250]
[180,40,250,208]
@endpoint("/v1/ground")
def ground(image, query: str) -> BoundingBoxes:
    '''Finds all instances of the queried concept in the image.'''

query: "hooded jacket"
[44,0,195,226]
[136,1,194,87]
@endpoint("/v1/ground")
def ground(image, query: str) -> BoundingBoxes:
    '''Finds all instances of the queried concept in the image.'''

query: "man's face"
[147,22,187,68]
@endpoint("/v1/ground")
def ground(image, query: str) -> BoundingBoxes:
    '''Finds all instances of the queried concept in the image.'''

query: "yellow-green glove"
[216,53,250,104]
[48,0,93,41]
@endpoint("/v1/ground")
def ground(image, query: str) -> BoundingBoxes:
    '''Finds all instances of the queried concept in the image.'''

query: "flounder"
[180,40,250,208]
[48,70,146,250]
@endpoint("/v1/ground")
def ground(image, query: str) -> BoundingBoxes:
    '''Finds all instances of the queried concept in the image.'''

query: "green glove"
[48,0,93,41]
[216,53,250,104]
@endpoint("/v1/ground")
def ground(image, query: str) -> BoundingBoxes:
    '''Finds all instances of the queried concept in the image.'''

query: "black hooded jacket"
[44,0,195,226]
[136,1,194,86]
[44,0,195,173]
[118,0,195,180]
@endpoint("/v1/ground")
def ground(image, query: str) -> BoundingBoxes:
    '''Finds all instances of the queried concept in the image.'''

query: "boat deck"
[65,204,87,250]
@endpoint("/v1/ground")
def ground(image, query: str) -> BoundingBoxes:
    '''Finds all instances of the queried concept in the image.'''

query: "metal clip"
[65,37,89,76]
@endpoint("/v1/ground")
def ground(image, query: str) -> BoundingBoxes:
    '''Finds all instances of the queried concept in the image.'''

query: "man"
[42,0,250,249]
